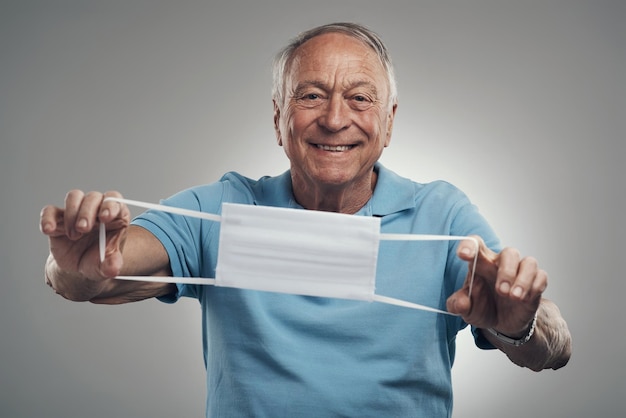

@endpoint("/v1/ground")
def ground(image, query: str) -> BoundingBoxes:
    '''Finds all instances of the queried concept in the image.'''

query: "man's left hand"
[446,236,546,337]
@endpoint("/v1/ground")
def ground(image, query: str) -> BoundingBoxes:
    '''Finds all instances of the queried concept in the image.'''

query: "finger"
[99,191,127,223]
[495,247,522,296]
[64,189,85,240]
[522,265,548,301]
[99,191,130,273]
[40,205,65,236]
[100,240,125,277]
[507,256,540,300]
[457,235,498,280]
[75,191,105,233]
[446,287,471,316]
[456,235,482,261]
[447,276,492,326]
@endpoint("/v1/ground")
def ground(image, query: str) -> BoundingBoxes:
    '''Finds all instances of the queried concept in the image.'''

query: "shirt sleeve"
[131,183,226,303]
[445,184,501,350]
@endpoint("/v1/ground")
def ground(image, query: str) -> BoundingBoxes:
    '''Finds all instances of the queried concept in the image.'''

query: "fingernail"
[500,282,511,294]
[101,209,110,218]
[460,247,472,257]
[77,218,87,229]
[512,286,523,298]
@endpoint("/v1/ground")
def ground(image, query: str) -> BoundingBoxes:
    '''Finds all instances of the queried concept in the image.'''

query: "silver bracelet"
[486,312,538,347]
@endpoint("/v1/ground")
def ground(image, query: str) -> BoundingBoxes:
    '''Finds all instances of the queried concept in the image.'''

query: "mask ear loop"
[371,234,478,315]
[99,197,220,284]
[99,197,222,261]
[99,198,478,316]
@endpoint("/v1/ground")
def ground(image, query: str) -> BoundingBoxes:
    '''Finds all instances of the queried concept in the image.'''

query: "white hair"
[272,22,398,110]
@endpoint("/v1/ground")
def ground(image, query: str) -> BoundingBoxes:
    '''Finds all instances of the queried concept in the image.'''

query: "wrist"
[486,312,538,347]
[45,254,104,301]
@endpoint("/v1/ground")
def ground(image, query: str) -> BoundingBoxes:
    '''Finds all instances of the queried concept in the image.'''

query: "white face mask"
[216,202,380,301]
[102,198,477,316]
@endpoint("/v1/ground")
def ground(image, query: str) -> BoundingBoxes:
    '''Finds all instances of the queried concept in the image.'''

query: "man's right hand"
[40,190,174,304]
[40,190,131,300]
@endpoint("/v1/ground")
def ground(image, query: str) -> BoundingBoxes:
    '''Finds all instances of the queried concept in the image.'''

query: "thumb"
[98,224,126,278]
[447,287,471,316]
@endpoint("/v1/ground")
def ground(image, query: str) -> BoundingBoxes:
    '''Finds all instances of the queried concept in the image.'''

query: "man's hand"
[447,235,546,338]
[447,236,571,371]
[40,190,131,300]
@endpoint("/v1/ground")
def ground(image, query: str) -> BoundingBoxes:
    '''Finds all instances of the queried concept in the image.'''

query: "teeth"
[316,144,352,152]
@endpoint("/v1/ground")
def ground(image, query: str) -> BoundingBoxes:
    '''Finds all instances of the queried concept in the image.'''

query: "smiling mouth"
[315,144,355,152]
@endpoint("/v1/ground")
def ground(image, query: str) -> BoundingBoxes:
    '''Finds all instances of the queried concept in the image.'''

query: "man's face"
[274,32,396,191]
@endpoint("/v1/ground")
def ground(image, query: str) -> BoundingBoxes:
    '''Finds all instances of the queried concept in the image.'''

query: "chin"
[312,169,360,187]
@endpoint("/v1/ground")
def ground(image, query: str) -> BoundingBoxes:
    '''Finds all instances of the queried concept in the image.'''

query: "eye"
[294,91,325,108]
[350,94,374,110]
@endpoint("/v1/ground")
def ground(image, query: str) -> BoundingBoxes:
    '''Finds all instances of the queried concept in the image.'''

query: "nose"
[318,94,351,132]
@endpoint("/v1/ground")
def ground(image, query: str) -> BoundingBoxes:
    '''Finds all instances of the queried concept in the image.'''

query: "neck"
[291,169,378,214]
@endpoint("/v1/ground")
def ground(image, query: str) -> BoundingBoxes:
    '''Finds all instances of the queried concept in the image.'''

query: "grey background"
[1,0,624,417]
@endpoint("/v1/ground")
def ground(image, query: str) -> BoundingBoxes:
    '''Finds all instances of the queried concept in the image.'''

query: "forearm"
[483,299,572,371]
[45,253,175,304]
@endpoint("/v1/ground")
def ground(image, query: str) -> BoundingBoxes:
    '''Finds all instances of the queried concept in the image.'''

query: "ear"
[273,99,283,146]
[384,102,398,147]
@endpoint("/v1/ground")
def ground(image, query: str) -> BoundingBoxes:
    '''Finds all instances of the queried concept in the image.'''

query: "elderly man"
[40,22,571,417]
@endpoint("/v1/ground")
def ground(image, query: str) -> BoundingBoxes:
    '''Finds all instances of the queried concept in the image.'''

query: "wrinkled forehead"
[285,33,389,92]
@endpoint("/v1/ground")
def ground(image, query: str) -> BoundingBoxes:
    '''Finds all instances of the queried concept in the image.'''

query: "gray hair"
[272,22,398,109]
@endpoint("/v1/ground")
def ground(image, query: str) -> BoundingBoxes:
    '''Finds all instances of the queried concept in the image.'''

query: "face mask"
[102,198,477,316]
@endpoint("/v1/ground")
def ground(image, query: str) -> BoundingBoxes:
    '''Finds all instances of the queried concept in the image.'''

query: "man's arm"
[41,190,175,304]
[447,237,572,371]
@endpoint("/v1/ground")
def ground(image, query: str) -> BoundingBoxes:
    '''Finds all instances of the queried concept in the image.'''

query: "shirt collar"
[258,163,416,217]
[360,163,417,217]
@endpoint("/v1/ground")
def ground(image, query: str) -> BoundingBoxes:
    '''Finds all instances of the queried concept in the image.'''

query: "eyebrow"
[293,80,327,96]
[293,79,381,98]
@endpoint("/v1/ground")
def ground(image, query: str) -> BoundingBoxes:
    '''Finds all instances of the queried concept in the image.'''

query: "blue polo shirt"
[133,163,500,417]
